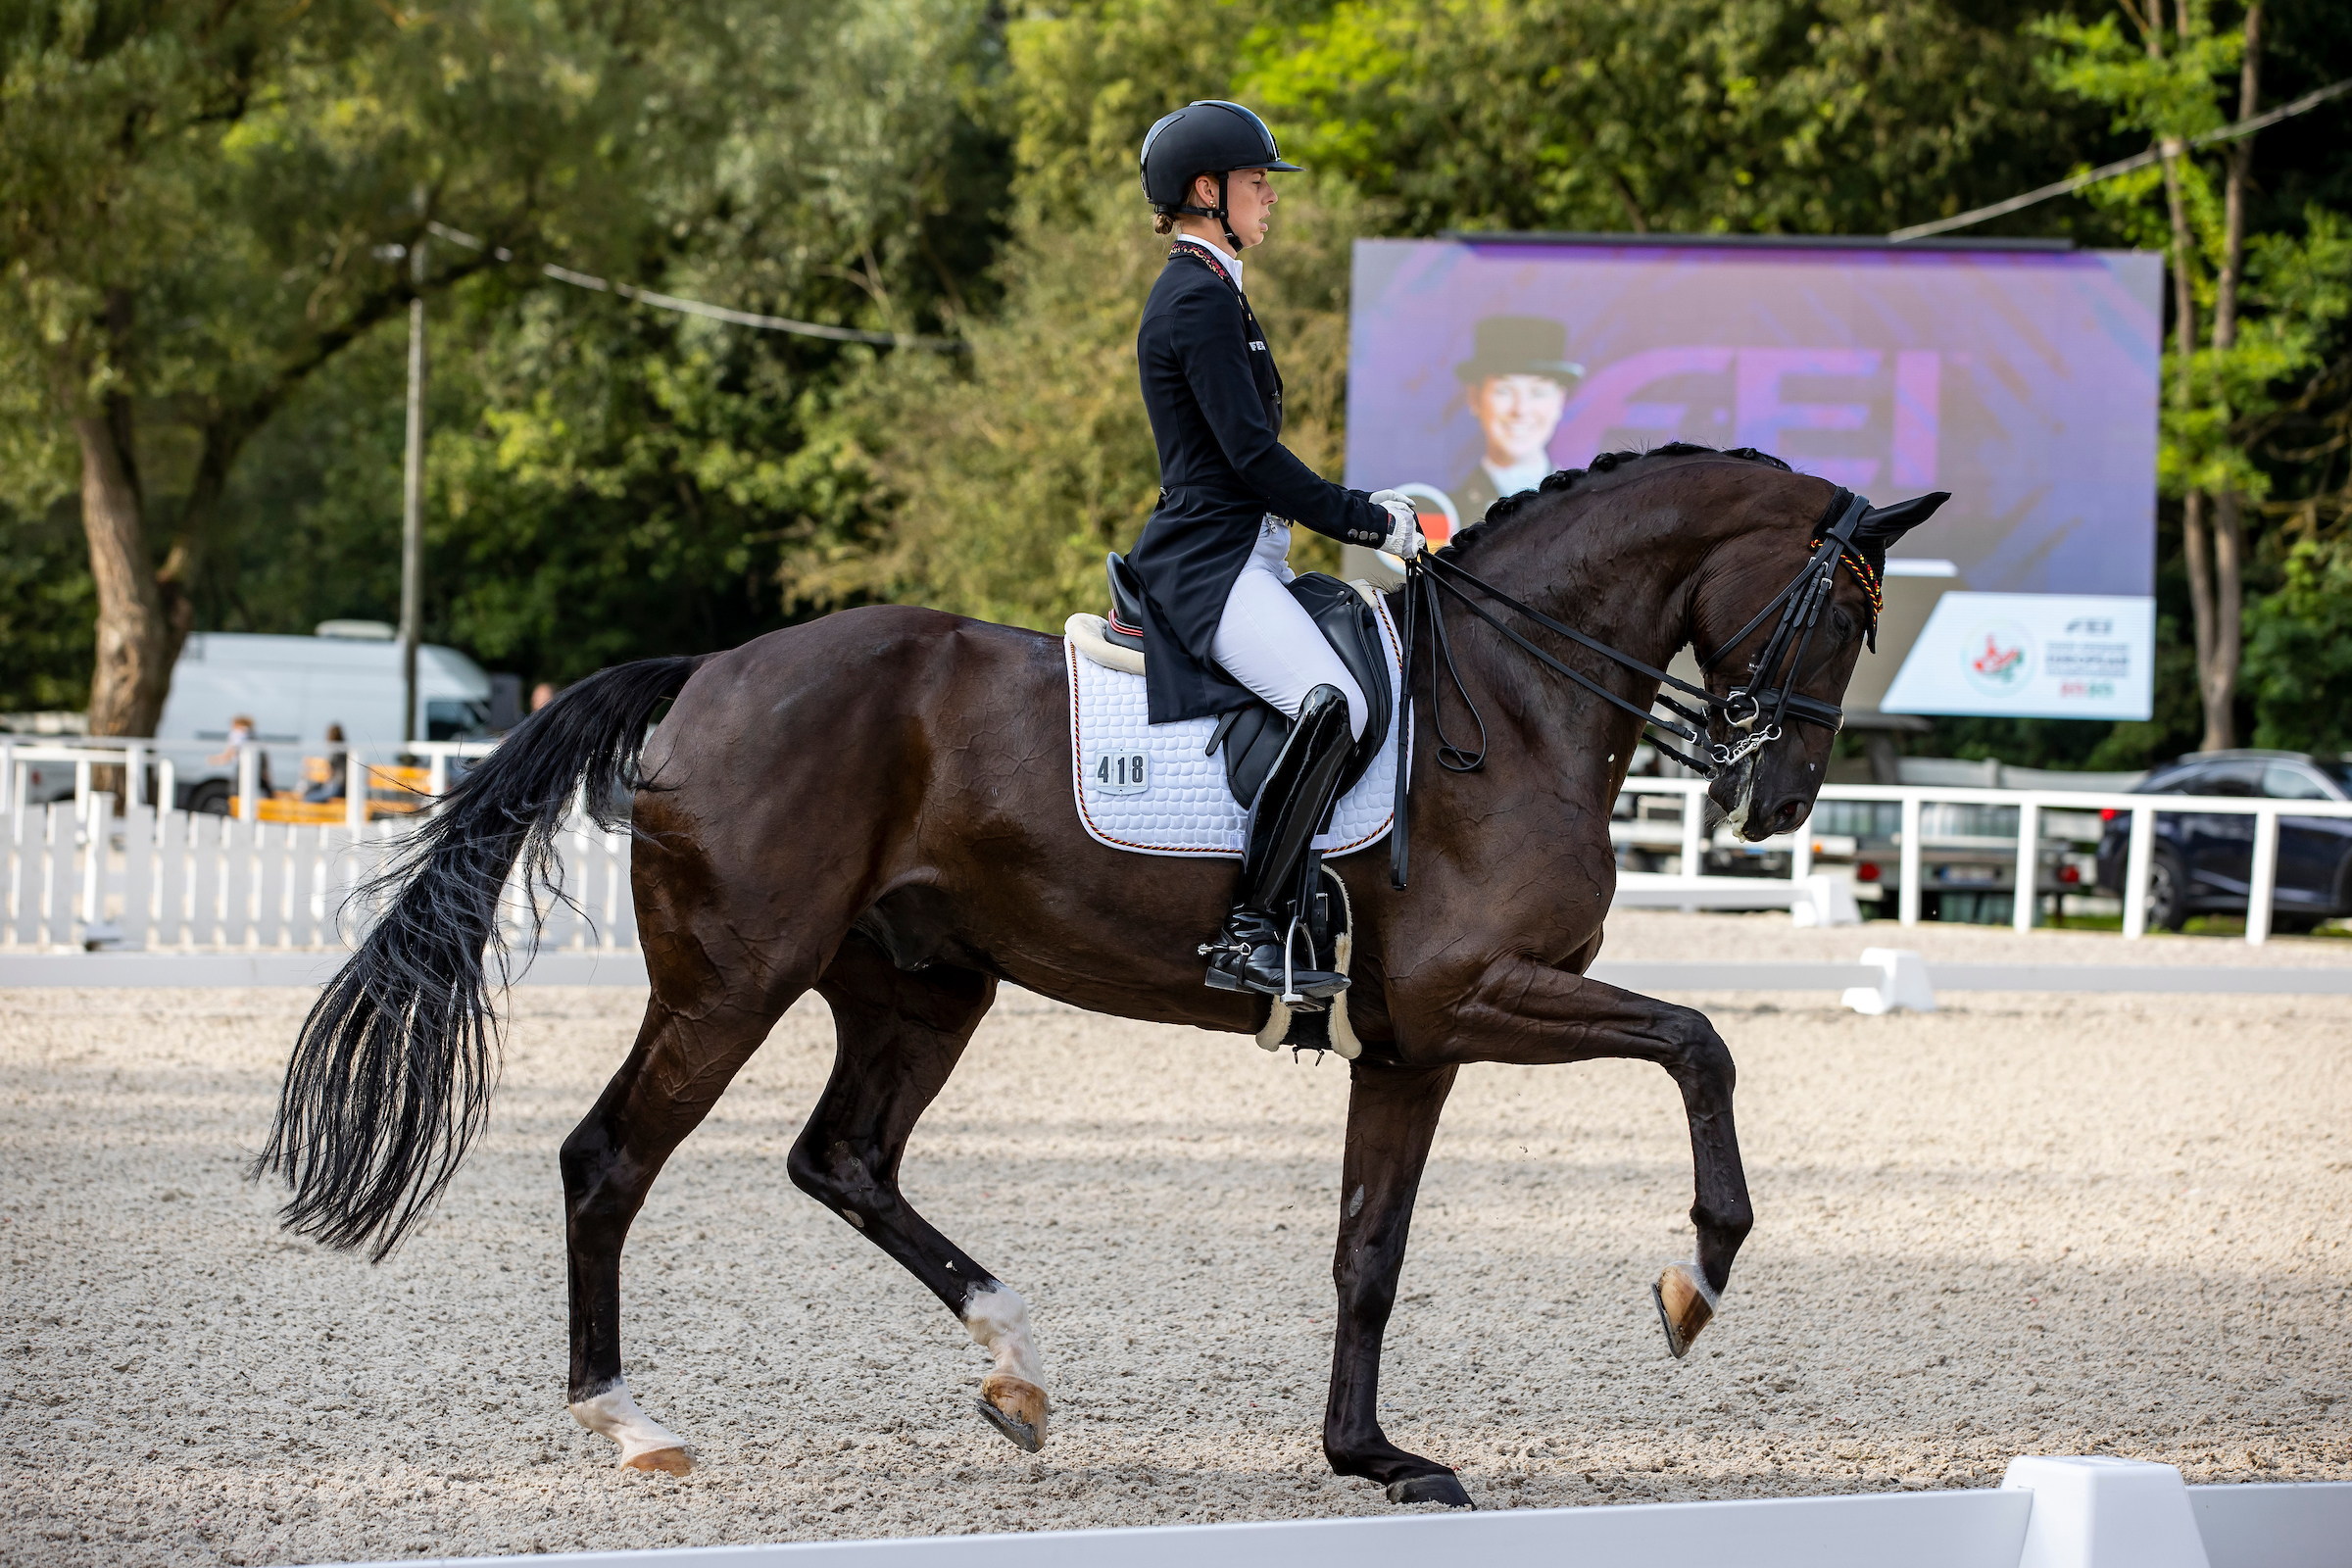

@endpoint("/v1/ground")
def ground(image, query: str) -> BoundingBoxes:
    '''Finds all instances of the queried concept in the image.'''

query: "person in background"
[302,723,349,803]
[209,715,273,799]
[530,681,559,713]
[1446,316,1584,525]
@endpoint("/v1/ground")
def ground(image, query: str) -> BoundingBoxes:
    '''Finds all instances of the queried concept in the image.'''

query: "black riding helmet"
[1139,100,1301,253]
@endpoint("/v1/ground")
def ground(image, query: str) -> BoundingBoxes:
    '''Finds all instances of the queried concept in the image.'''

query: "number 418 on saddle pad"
[1095,752,1150,795]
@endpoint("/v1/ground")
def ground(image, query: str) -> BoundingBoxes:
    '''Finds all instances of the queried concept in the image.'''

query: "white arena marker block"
[2003,1455,2210,1568]
[1790,873,1863,928]
[1841,947,1936,1015]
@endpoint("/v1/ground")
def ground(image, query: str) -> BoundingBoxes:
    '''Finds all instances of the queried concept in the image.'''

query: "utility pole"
[399,224,428,749]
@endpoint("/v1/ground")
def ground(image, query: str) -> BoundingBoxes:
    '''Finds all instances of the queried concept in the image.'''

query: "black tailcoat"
[1130,243,1390,723]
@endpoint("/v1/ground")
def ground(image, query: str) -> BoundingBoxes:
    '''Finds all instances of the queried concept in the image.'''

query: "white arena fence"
[1604,775,2352,945]
[8,733,2352,955]
[3,790,635,959]
[304,1460,2346,1568]
[2,733,495,822]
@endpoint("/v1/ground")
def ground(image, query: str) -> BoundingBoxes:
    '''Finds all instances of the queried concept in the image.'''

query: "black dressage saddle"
[1104,553,1392,809]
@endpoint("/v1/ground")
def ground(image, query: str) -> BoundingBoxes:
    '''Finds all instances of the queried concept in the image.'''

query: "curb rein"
[1388,487,1878,890]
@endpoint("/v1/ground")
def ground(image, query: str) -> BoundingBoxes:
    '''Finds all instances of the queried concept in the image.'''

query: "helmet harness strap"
[1176,171,1242,255]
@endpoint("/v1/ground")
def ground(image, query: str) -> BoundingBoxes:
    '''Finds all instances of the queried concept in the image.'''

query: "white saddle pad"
[1064,591,1404,858]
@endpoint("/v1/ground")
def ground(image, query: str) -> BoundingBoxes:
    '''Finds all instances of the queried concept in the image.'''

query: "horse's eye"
[1830,607,1856,640]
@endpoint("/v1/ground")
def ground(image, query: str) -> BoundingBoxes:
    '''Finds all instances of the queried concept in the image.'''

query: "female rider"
[1130,100,1423,1001]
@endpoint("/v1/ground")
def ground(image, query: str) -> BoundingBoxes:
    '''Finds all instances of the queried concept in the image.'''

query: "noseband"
[1388,487,1879,889]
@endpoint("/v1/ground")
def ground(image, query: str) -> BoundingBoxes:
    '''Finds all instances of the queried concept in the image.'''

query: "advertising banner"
[1345,237,2165,719]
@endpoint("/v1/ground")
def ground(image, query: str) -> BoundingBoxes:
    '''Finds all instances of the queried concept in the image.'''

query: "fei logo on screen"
[1345,236,2164,720]
[1551,345,1945,494]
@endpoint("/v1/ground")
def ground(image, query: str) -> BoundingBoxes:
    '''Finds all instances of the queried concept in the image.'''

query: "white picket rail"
[0,735,496,822]
[2,794,635,957]
[1615,776,2352,945]
[11,732,2352,951]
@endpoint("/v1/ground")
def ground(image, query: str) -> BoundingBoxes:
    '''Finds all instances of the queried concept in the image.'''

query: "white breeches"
[1210,520,1369,741]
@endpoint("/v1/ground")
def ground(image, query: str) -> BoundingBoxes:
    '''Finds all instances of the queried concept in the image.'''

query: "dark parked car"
[2094,751,2352,931]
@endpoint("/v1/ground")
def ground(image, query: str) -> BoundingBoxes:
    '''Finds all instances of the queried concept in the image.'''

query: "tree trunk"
[2204,491,2244,752]
[2197,2,2262,755]
[2161,147,2221,748]
[76,393,175,741]
[2182,486,2216,714]
[76,364,262,748]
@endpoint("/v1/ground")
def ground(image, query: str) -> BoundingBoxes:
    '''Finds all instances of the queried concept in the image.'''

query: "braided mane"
[1442,439,1897,647]
[1447,441,1794,552]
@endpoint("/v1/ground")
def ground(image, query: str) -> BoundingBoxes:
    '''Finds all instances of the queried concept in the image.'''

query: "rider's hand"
[1368,490,1426,560]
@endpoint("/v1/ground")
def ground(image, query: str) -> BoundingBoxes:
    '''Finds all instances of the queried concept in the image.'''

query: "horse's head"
[1692,484,1946,841]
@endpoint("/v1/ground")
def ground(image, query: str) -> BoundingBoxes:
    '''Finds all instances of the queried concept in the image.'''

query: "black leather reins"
[1389,487,1874,890]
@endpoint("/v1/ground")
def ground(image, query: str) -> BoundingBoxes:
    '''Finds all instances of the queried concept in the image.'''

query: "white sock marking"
[569,1380,687,1465]
[961,1282,1046,1388]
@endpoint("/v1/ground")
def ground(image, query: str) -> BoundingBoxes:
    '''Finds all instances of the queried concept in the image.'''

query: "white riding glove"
[1368,490,1426,560]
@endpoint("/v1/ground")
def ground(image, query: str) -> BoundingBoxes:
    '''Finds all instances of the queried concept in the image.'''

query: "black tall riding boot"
[1201,684,1356,1001]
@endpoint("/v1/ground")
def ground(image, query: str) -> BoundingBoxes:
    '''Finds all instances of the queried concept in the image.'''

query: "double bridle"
[1388,486,1880,889]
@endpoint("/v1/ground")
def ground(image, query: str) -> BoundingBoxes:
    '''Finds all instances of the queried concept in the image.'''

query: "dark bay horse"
[258,444,1939,1507]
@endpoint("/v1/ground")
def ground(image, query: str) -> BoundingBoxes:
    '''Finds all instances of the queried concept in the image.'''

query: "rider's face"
[1471,373,1570,467]
[1198,169,1278,249]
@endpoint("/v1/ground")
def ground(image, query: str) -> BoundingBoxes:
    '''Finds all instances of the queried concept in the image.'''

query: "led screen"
[1346,238,2165,719]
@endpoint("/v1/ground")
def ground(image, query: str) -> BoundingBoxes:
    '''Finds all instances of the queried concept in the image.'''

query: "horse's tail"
[252,654,710,1260]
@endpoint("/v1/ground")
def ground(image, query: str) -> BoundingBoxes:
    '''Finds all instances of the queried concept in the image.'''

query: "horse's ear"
[1857,490,1949,549]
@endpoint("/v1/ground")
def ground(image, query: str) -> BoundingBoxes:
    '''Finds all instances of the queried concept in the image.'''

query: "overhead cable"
[424,221,964,350]
[1888,75,2352,242]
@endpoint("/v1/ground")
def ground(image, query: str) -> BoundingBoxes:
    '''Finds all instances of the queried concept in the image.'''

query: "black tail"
[252,655,708,1260]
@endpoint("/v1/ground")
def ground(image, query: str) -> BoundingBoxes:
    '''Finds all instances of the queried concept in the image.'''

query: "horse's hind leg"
[795,932,1050,1451]
[563,964,802,1474]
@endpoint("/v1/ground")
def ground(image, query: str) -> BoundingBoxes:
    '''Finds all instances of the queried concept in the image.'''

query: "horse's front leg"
[1323,1057,1473,1507]
[1420,958,1755,1355]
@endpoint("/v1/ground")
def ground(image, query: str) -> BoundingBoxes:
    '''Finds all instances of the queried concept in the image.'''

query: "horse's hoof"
[975,1373,1050,1452]
[622,1446,693,1476]
[1652,1260,1717,1359]
[1386,1473,1474,1508]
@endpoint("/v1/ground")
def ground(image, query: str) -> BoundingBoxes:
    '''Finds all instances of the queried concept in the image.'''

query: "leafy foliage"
[797,179,1370,628]
[1244,0,2106,236]
[0,496,96,712]
[2244,539,2352,753]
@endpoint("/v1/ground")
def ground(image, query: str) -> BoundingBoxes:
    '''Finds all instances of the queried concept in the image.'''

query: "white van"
[156,624,496,807]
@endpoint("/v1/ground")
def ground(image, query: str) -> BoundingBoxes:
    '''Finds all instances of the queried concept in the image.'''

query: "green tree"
[796,177,1371,629]
[399,0,1009,679]
[1241,0,2104,237]
[1,0,1012,724]
[2036,0,2352,751]
[2243,538,2352,752]
[0,0,670,736]
[0,496,95,713]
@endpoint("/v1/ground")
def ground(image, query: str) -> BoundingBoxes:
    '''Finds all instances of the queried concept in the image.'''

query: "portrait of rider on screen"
[1446,315,1585,527]
[1128,99,1423,1003]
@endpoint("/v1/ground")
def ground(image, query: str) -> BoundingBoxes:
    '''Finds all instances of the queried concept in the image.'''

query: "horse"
[256,442,1940,1508]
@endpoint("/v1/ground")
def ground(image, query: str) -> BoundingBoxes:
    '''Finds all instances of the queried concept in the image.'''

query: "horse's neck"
[1524,504,1712,666]
[1448,499,1717,791]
